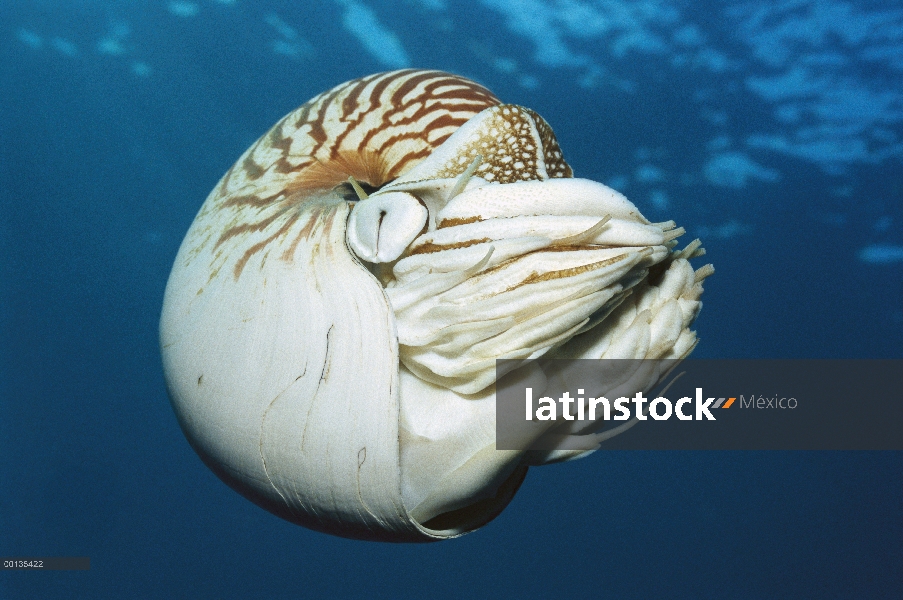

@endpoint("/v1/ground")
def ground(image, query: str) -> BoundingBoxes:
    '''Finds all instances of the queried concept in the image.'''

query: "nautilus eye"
[160,69,713,542]
[346,191,427,263]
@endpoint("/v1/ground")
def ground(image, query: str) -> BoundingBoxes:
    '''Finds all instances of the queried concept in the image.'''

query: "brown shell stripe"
[192,70,501,279]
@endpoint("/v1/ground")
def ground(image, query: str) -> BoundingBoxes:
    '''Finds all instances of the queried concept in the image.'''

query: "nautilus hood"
[160,69,712,542]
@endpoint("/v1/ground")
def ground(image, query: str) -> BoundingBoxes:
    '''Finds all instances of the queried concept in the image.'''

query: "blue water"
[2,0,901,597]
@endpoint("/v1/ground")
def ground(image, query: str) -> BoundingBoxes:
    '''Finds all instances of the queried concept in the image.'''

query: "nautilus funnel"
[160,69,712,542]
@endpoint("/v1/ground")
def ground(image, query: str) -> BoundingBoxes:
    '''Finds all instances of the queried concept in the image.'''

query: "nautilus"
[160,69,713,542]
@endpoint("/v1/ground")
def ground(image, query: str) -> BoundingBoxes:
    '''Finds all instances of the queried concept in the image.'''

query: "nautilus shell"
[160,69,713,542]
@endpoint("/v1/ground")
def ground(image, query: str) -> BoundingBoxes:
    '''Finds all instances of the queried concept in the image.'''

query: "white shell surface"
[160,71,532,541]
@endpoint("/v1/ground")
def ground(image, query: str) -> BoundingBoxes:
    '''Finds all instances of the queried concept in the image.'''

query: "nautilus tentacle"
[160,69,712,542]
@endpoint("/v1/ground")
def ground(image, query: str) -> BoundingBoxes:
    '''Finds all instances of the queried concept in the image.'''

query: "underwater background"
[1,0,901,597]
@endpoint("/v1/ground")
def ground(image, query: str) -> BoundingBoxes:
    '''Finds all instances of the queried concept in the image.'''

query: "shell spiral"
[161,70,712,542]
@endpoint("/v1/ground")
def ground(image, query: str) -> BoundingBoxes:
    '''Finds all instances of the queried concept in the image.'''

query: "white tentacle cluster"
[382,178,689,394]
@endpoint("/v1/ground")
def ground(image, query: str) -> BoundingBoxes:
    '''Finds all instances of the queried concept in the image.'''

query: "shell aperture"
[160,69,712,542]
